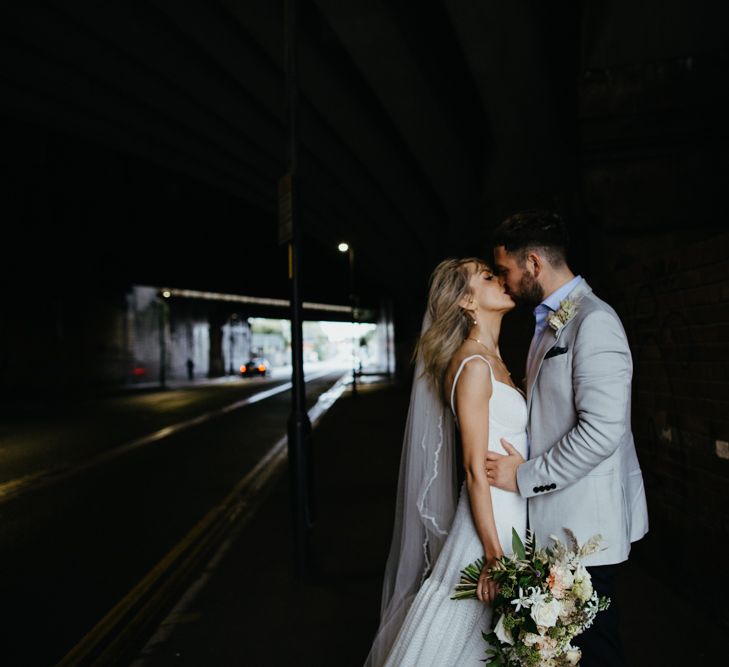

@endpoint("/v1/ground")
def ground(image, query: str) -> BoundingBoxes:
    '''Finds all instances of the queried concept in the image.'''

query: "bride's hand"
[477,557,501,604]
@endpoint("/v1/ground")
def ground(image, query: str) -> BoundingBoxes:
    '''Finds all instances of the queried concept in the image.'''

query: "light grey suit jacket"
[515,279,649,566]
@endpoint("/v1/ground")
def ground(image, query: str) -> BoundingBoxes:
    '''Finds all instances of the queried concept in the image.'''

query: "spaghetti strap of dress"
[449,354,494,418]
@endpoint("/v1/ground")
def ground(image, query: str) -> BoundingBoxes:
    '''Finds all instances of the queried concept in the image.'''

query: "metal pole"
[385,297,393,380]
[349,246,358,395]
[284,0,313,579]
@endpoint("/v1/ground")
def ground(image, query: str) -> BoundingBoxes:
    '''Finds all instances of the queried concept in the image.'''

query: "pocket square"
[544,345,568,359]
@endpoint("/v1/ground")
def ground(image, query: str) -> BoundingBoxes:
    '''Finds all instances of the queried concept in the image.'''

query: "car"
[240,358,271,377]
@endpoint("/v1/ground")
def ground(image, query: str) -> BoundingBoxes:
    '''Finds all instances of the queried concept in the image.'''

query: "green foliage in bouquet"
[452,528,611,666]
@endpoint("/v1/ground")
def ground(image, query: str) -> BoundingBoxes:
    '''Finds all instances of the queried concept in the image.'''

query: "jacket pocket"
[585,467,615,477]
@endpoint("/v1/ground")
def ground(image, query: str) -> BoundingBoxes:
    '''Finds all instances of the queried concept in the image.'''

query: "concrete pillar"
[208,309,226,378]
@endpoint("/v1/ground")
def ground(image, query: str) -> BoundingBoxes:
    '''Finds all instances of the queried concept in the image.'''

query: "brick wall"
[599,235,729,584]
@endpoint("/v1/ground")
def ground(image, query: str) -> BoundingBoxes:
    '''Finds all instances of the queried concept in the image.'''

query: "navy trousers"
[578,564,627,667]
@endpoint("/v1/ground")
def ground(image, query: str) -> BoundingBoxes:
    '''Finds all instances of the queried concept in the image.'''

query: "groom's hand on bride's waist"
[485,439,524,493]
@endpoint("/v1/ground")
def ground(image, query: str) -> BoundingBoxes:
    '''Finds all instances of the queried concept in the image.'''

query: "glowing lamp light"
[258,364,266,372]
[240,365,247,373]
[162,290,171,298]
[337,242,349,253]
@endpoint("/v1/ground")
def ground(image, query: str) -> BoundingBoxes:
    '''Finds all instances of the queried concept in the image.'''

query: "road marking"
[57,374,349,667]
[0,369,334,506]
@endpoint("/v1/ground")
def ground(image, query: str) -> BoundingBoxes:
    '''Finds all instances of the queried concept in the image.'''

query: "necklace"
[466,337,511,376]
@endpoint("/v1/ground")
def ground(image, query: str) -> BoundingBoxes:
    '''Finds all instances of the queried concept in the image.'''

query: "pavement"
[128,377,725,667]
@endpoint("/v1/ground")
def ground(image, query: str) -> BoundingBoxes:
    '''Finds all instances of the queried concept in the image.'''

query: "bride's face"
[464,262,515,314]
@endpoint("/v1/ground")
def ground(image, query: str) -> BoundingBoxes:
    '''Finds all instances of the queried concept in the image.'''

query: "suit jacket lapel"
[527,329,554,406]
[526,279,593,414]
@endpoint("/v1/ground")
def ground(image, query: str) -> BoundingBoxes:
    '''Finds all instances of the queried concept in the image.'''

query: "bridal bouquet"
[452,528,610,666]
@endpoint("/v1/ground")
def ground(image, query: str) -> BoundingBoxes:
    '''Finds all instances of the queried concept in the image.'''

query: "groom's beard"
[511,271,544,306]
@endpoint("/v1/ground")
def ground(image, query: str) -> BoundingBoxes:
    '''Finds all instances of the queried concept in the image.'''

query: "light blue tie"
[527,303,553,370]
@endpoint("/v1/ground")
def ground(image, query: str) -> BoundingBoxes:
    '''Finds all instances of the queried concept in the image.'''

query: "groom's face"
[493,246,544,306]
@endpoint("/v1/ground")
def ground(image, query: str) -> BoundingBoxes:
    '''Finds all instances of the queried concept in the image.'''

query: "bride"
[364,258,528,666]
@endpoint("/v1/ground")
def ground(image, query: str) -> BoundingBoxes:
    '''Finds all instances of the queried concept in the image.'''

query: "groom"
[485,210,648,666]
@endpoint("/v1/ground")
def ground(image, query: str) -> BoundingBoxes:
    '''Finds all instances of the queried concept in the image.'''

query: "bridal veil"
[364,312,458,667]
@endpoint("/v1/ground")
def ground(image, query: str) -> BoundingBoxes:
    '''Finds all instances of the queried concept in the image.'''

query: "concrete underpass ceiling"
[2,1,578,310]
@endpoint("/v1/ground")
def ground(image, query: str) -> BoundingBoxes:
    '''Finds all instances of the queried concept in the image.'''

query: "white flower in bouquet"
[564,646,581,665]
[585,591,603,621]
[522,632,540,646]
[494,614,514,645]
[530,598,561,629]
[573,563,589,583]
[511,585,547,613]
[571,571,594,603]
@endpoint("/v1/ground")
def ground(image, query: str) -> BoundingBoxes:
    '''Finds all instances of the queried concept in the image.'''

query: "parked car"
[240,358,271,377]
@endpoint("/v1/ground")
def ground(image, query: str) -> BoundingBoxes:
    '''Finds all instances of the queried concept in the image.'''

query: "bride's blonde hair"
[415,257,490,399]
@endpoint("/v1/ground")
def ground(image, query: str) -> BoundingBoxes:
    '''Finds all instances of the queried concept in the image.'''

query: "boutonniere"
[548,298,578,334]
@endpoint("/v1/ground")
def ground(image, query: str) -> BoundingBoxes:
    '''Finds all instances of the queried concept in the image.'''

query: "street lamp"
[338,241,358,395]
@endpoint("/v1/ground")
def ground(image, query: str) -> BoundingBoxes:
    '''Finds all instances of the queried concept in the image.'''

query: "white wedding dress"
[382,355,528,666]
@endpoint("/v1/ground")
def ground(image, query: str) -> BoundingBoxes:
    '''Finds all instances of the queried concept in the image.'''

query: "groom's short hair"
[492,209,569,267]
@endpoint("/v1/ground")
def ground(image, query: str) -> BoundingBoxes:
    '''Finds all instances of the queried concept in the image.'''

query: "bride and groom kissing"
[365,210,649,666]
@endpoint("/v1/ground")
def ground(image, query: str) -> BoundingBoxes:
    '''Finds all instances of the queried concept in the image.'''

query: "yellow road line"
[56,374,348,666]
[0,468,53,501]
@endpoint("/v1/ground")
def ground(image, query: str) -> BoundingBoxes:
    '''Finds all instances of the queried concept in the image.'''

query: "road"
[0,367,347,666]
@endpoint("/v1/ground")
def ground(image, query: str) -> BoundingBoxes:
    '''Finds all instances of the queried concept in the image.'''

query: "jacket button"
[533,486,539,493]
[550,483,557,489]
